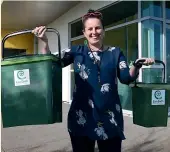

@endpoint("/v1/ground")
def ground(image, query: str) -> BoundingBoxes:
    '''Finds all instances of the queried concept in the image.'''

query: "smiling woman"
[32,7,155,151]
[82,10,104,51]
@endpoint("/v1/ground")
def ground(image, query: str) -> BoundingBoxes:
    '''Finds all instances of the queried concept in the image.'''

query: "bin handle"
[134,59,165,87]
[1,28,61,62]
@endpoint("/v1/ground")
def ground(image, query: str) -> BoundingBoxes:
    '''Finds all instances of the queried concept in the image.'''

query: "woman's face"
[83,18,104,46]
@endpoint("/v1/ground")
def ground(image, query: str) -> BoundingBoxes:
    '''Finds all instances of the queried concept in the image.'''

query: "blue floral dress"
[59,45,136,140]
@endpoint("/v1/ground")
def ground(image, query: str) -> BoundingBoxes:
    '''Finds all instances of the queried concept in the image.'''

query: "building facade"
[2,1,170,115]
[36,1,170,117]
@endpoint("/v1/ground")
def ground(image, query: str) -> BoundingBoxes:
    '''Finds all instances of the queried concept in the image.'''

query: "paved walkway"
[2,103,170,152]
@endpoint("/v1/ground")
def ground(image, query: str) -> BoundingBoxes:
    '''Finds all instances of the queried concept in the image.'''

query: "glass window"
[126,23,138,64]
[141,1,163,18]
[126,14,138,22]
[71,20,82,38]
[104,19,125,29]
[166,24,170,83]
[142,19,163,60]
[70,1,138,38]
[104,26,127,56]
[141,19,163,83]
[104,23,138,64]
[71,38,86,46]
[102,1,137,29]
[166,2,170,20]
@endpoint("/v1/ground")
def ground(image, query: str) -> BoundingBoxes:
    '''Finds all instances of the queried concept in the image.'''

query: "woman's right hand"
[32,26,50,54]
[32,26,48,43]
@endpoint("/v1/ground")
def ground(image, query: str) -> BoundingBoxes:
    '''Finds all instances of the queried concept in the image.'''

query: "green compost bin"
[130,60,169,127]
[1,28,63,128]
[118,79,132,111]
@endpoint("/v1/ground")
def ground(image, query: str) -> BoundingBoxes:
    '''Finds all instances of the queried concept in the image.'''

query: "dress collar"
[85,45,110,53]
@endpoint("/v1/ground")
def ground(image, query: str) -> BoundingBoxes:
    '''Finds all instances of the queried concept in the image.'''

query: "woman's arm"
[32,26,50,54]
[32,26,75,67]
[117,51,137,85]
[117,51,154,85]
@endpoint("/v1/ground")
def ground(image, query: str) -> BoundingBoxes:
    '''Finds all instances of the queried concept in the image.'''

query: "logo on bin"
[17,71,26,80]
[14,69,30,86]
[152,90,165,105]
[154,90,162,100]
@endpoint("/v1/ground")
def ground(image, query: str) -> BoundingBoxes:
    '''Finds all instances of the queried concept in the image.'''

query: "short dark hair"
[82,9,104,30]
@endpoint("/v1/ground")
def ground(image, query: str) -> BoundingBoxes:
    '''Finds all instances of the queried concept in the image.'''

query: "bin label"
[14,69,30,86]
[151,90,165,105]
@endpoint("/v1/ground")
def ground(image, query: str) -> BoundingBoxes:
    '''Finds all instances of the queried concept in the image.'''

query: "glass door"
[166,23,170,83]
[141,19,164,83]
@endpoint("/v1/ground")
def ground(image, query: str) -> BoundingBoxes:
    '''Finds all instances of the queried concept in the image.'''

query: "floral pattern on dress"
[76,109,86,126]
[101,83,110,94]
[107,110,117,126]
[116,104,121,113]
[108,47,116,52]
[77,62,90,80]
[88,99,94,108]
[94,122,108,140]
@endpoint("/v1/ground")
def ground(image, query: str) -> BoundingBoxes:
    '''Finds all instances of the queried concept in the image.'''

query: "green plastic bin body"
[1,54,62,128]
[118,79,132,111]
[131,83,170,127]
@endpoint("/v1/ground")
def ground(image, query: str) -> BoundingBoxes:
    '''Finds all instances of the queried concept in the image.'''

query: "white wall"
[39,1,116,102]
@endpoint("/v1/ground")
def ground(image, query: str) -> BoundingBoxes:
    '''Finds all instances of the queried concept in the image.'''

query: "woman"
[32,9,154,152]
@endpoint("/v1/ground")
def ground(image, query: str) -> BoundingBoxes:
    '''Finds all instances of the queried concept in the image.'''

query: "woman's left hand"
[130,58,155,77]
[135,58,155,66]
[142,58,155,66]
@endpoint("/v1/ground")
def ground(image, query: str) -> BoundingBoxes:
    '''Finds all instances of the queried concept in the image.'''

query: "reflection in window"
[104,23,138,64]
[142,19,163,83]
[104,27,127,56]
[166,24,170,83]
[127,23,138,64]
[103,1,137,29]
[104,14,138,29]
[71,20,83,38]
[141,1,163,18]
[142,19,163,60]
[104,19,125,29]
[71,38,86,46]
[126,14,138,22]
[166,2,170,20]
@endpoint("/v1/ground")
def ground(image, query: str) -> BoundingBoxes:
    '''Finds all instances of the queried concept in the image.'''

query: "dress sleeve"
[54,45,77,67]
[117,50,138,85]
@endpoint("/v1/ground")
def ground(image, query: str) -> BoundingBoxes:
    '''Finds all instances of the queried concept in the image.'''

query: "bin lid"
[1,54,60,66]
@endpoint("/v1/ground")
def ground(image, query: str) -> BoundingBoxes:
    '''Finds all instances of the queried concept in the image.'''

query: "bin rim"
[1,54,60,66]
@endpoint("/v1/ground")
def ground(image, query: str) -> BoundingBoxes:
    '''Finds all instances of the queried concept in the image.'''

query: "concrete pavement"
[2,103,170,152]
